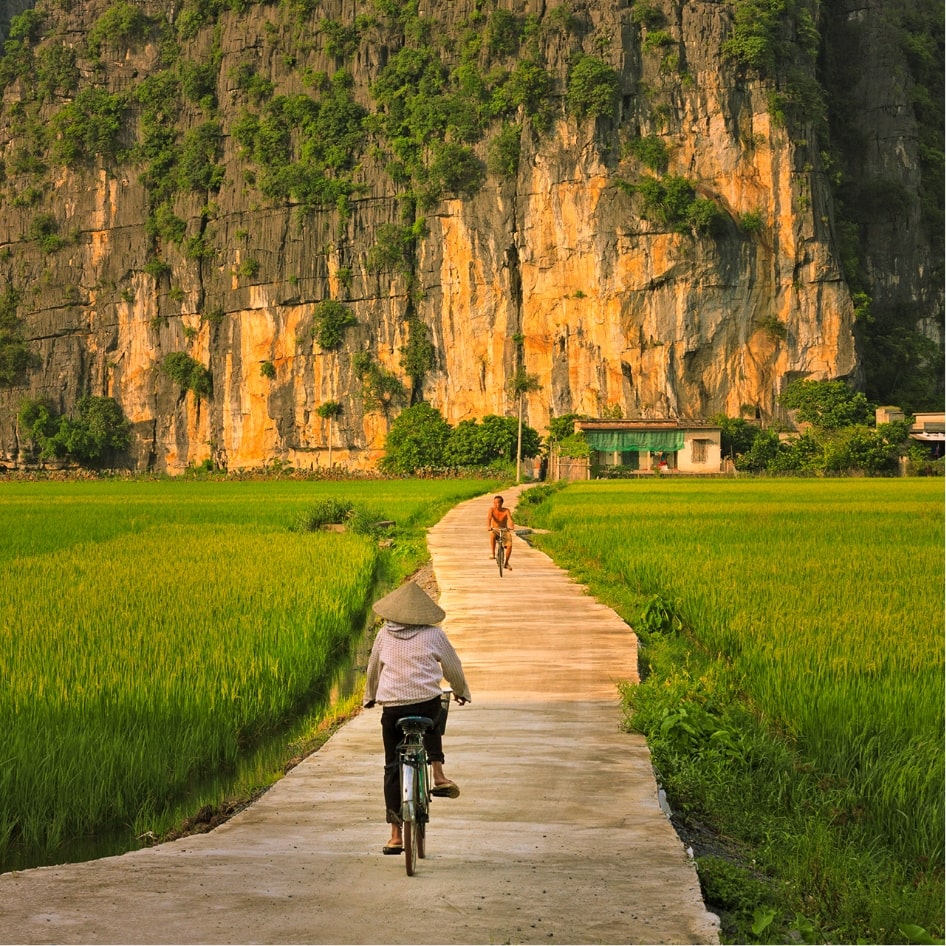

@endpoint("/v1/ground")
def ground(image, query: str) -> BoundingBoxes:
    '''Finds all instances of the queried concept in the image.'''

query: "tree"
[443,419,489,466]
[481,413,541,465]
[316,400,343,467]
[733,428,780,472]
[511,367,542,482]
[379,402,451,474]
[548,413,582,442]
[819,422,908,473]
[17,396,131,465]
[712,414,762,459]
[778,379,873,430]
[443,415,542,469]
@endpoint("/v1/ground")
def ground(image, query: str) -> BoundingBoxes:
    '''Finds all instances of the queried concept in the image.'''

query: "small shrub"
[626,135,669,172]
[622,175,723,235]
[367,221,423,275]
[312,299,357,350]
[353,351,404,411]
[399,316,435,388]
[320,18,361,58]
[291,497,354,531]
[36,43,80,100]
[429,142,485,197]
[29,213,65,253]
[316,400,342,420]
[739,210,764,232]
[8,8,45,44]
[88,2,152,57]
[630,1,666,29]
[485,9,522,58]
[49,88,126,163]
[488,123,522,177]
[147,205,187,245]
[235,257,260,279]
[201,307,226,327]
[643,29,674,51]
[183,235,214,260]
[143,257,170,279]
[178,60,218,110]
[162,352,212,397]
[260,360,276,379]
[567,55,620,120]
[0,287,32,385]
[546,4,575,32]
[178,121,224,193]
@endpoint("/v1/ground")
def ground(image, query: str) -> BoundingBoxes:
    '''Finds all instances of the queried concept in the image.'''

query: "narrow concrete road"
[0,488,718,946]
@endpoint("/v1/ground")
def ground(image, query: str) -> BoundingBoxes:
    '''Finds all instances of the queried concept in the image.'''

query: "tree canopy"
[18,395,132,465]
[716,380,926,475]
[381,405,541,474]
[779,379,874,429]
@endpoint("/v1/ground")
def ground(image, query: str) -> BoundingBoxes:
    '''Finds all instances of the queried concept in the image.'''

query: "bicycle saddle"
[398,716,433,733]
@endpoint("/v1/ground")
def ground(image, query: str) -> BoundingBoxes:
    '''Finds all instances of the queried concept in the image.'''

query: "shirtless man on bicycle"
[487,495,514,569]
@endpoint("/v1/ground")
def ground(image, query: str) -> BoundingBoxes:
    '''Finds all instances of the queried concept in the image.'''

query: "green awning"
[585,430,685,452]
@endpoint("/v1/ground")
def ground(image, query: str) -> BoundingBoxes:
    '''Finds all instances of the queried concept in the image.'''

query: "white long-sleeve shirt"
[364,622,471,706]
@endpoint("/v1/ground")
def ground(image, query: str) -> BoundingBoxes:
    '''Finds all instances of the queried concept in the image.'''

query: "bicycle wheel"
[403,767,419,876]
[417,766,428,859]
[496,538,504,577]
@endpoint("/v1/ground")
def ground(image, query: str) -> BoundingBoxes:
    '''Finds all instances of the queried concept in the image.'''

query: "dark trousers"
[381,696,444,824]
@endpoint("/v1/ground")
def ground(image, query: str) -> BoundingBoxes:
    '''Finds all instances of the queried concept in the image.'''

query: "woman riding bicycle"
[363,581,471,855]
[487,495,515,569]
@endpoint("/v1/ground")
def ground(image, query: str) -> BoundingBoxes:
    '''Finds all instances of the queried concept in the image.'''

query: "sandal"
[431,780,460,798]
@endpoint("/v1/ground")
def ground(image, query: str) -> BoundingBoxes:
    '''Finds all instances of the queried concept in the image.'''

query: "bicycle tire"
[417,765,428,860]
[496,538,504,577]
[403,766,419,876]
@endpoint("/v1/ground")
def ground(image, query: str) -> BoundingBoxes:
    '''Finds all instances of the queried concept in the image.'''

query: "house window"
[691,439,711,464]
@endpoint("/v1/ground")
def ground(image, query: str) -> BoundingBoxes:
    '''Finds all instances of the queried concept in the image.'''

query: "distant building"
[554,419,723,480]
[909,411,945,456]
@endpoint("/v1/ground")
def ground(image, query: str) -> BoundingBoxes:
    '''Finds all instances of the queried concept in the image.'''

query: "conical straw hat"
[372,581,445,626]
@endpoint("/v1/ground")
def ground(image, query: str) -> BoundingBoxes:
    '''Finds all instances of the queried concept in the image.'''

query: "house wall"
[678,431,722,472]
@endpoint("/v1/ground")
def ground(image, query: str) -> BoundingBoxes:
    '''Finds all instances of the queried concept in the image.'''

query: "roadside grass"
[515,479,944,944]
[0,478,502,869]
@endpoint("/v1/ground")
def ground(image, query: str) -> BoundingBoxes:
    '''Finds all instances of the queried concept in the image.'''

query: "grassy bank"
[0,478,501,868]
[516,479,943,944]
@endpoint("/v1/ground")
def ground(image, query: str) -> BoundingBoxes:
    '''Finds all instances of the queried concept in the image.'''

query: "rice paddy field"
[518,478,944,944]
[0,477,498,871]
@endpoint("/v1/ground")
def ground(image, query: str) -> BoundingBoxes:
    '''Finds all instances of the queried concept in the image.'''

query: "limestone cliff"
[0,0,938,471]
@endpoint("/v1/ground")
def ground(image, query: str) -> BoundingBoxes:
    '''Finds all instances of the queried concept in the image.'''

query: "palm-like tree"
[511,367,542,483]
[316,400,343,467]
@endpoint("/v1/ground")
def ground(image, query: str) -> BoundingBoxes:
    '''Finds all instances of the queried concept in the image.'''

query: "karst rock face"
[0,0,930,472]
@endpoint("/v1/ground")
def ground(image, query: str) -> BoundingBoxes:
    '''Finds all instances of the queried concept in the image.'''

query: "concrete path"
[0,487,718,946]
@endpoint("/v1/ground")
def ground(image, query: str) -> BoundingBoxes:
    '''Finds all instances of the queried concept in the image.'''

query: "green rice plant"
[0,478,503,866]
[519,479,944,942]
[0,524,376,853]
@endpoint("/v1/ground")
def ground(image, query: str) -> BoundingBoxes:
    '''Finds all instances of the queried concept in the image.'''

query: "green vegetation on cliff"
[0,0,940,470]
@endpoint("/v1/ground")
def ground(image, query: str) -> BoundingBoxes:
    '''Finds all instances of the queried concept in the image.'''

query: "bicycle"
[395,690,454,876]
[490,526,513,577]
